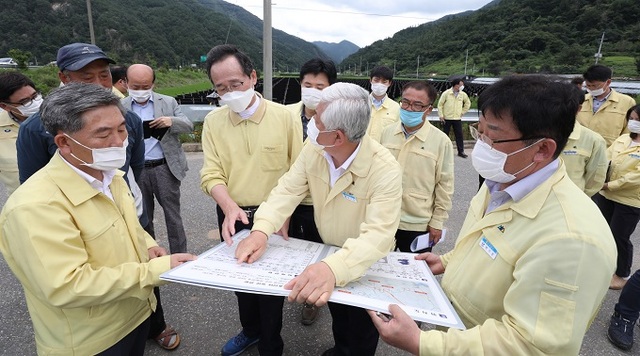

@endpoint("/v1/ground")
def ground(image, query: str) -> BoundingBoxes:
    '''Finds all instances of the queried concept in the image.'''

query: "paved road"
[0,152,637,355]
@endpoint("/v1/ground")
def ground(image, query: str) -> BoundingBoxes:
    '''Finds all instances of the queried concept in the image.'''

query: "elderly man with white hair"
[236,82,403,356]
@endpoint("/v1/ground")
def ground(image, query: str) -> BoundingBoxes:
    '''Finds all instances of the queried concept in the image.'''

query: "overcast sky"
[228,0,495,48]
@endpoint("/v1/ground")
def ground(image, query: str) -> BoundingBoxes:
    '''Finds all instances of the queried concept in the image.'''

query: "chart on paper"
[161,230,465,329]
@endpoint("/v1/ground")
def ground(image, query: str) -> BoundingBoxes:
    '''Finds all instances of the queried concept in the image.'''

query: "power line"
[239,4,432,20]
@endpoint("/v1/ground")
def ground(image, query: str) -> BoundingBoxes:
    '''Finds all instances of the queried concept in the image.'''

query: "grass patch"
[155,81,212,97]
[179,122,204,143]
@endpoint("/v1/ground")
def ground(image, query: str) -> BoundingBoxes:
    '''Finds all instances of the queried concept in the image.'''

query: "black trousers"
[97,317,150,356]
[394,229,433,253]
[216,205,285,355]
[328,302,379,355]
[593,193,640,277]
[615,269,640,321]
[289,204,322,243]
[443,119,465,154]
[141,221,167,339]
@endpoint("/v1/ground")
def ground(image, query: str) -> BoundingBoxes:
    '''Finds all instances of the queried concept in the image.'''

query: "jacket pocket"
[260,144,285,172]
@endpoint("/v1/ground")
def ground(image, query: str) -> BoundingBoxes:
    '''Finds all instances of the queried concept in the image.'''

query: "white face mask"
[307,118,336,148]
[471,138,542,183]
[588,86,606,97]
[301,87,322,110]
[16,94,43,117]
[64,133,128,171]
[220,88,255,113]
[627,120,640,134]
[459,85,465,91]
[128,89,152,103]
[370,83,388,97]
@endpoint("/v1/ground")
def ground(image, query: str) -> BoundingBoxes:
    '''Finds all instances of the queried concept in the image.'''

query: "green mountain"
[343,0,640,77]
[313,40,360,65]
[0,0,328,70]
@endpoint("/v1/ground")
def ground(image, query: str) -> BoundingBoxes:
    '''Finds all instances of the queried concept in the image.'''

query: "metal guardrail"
[180,104,480,123]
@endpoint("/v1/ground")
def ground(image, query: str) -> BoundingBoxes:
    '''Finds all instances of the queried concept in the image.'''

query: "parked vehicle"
[0,58,18,68]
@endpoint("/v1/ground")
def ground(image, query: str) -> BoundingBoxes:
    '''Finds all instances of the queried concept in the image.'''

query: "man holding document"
[369,76,617,355]
[236,82,403,356]
[0,83,196,355]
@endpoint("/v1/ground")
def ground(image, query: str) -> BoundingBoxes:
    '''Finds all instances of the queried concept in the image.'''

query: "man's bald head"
[126,64,156,104]
[127,64,155,84]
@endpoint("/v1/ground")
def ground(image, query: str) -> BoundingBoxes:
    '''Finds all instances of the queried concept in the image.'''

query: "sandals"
[155,324,181,350]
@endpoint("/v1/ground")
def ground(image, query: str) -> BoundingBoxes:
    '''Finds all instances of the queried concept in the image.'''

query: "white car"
[0,58,18,67]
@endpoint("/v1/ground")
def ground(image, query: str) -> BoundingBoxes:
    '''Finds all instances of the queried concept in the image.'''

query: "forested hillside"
[0,0,328,69]
[344,0,640,77]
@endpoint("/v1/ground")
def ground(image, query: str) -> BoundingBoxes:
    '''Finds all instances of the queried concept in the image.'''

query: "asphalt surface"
[0,151,637,356]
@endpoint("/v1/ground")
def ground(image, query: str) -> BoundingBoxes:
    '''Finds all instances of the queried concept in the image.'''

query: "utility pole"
[594,32,605,64]
[263,0,273,100]
[86,0,95,44]
[464,49,469,75]
[359,56,362,76]
[416,55,420,78]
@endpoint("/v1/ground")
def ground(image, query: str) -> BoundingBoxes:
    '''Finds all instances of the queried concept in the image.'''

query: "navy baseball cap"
[56,43,115,71]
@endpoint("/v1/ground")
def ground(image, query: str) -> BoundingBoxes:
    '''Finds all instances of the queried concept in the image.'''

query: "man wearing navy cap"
[15,42,182,351]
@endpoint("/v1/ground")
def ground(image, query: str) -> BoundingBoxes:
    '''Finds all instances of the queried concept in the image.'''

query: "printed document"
[161,230,465,329]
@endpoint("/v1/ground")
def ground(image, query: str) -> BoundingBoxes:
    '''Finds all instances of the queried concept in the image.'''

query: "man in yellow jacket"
[438,78,471,158]
[380,81,454,252]
[370,76,616,355]
[577,64,636,147]
[200,44,302,356]
[0,83,195,355]
[236,83,402,356]
[286,57,337,326]
[366,65,400,142]
[561,87,608,197]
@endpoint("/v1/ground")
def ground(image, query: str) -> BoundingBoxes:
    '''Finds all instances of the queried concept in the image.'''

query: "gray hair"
[319,82,371,142]
[40,82,125,134]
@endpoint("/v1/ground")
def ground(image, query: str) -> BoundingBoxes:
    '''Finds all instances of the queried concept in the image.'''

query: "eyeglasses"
[214,81,245,96]
[469,124,542,147]
[4,92,41,107]
[400,99,431,112]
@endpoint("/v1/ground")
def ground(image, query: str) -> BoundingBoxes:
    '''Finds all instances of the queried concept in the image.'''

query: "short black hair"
[402,81,438,106]
[0,72,37,101]
[110,66,128,85]
[570,76,584,86]
[583,65,612,82]
[450,78,464,86]
[370,66,394,81]
[568,85,585,113]
[299,58,337,85]
[204,44,254,83]
[478,75,575,158]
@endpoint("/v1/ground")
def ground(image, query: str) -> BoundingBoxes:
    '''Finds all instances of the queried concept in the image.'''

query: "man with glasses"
[380,81,454,253]
[438,78,471,158]
[577,64,636,147]
[0,72,41,193]
[200,44,302,356]
[369,75,616,355]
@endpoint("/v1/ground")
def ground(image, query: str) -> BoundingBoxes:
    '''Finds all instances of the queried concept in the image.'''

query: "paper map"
[160,230,465,329]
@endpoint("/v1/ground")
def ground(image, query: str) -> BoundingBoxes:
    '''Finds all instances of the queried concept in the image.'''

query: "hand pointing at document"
[235,230,269,264]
